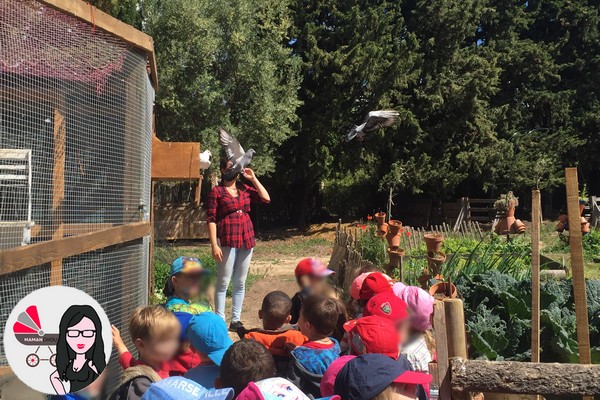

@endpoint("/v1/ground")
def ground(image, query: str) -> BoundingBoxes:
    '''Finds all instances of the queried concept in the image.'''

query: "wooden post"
[50,106,66,286]
[565,168,592,400]
[433,301,451,400]
[444,299,468,359]
[531,189,541,365]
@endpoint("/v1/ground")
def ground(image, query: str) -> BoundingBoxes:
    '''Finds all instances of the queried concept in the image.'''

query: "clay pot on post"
[512,219,526,234]
[495,205,516,235]
[375,212,387,226]
[388,247,405,266]
[556,221,565,233]
[424,233,444,254]
[386,231,401,247]
[579,200,587,216]
[426,251,447,276]
[388,220,403,235]
[429,281,457,300]
[376,223,388,237]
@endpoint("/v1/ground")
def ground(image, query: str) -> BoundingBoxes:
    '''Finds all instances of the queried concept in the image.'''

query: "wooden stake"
[444,299,468,359]
[433,301,451,400]
[565,168,592,400]
[50,107,66,286]
[531,189,541,365]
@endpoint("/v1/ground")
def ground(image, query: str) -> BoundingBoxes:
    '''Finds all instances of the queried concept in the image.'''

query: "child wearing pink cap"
[396,286,435,373]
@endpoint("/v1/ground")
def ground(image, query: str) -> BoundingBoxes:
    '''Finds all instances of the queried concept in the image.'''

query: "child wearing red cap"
[291,258,335,324]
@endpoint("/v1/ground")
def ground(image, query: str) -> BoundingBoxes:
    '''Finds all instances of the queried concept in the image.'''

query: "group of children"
[97,255,435,400]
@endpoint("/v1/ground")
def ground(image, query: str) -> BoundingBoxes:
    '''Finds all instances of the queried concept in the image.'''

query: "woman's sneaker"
[229,320,245,333]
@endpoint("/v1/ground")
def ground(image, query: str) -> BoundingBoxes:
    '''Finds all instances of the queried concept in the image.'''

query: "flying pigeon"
[199,149,212,170]
[219,128,255,178]
[346,110,400,141]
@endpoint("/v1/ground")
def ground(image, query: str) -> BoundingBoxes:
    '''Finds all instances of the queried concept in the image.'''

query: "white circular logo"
[3,286,112,395]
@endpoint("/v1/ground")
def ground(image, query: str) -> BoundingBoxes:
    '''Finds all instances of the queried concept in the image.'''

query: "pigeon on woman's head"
[219,128,255,179]
[346,110,400,141]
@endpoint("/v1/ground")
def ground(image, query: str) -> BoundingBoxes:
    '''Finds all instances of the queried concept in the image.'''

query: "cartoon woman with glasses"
[50,305,106,394]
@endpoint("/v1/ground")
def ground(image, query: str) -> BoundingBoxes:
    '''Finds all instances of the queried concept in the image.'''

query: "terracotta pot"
[388,247,405,265]
[581,216,590,234]
[424,233,444,253]
[375,212,386,226]
[512,219,526,234]
[506,205,515,218]
[556,221,565,232]
[417,271,431,290]
[426,251,446,276]
[386,231,401,247]
[579,200,586,216]
[388,220,403,235]
[429,281,457,299]
[376,223,388,237]
[558,214,568,224]
[494,213,515,235]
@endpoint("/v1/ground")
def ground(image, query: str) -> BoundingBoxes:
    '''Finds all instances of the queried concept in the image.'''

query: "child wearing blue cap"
[184,312,233,388]
[141,376,234,400]
[164,257,213,315]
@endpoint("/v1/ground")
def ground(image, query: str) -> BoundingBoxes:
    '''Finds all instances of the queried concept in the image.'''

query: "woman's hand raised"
[212,243,223,262]
[242,168,256,182]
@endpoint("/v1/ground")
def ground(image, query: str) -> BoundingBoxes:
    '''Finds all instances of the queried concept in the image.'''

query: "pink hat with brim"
[392,282,407,297]
[238,378,341,400]
[320,355,356,397]
[397,286,434,331]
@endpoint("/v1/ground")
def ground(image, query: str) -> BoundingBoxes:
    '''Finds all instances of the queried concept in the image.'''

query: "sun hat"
[187,312,233,366]
[320,355,356,397]
[359,272,393,300]
[294,258,334,278]
[141,376,234,400]
[333,354,432,400]
[237,378,340,400]
[363,292,409,323]
[170,257,205,276]
[397,286,434,331]
[392,281,407,297]
[344,316,401,360]
[350,272,394,300]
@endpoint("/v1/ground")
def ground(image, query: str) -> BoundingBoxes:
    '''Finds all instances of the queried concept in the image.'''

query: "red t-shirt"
[118,351,170,379]
[166,348,202,377]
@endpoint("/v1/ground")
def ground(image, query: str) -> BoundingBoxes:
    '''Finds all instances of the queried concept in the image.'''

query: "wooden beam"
[38,0,157,89]
[0,222,151,275]
[152,141,201,180]
[0,366,12,378]
[565,168,592,374]
[451,358,600,396]
[531,189,541,364]
[50,107,66,286]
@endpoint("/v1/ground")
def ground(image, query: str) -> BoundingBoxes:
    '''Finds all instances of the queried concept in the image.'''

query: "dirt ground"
[228,224,336,330]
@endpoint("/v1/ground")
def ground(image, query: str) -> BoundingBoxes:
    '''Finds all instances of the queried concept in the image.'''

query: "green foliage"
[546,230,600,263]
[357,225,388,267]
[87,0,141,28]
[457,272,600,363]
[141,0,301,176]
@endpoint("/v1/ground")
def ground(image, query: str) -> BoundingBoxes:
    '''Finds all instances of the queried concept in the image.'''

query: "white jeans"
[214,246,254,322]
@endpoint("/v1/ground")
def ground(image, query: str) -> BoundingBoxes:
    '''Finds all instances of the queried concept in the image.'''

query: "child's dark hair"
[261,291,292,327]
[301,295,339,336]
[220,339,276,396]
[330,297,350,341]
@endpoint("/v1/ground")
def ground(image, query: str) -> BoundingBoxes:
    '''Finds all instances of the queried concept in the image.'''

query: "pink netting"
[0,0,128,92]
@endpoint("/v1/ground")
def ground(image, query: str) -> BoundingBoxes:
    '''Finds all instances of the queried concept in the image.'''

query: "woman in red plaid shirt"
[207,159,270,331]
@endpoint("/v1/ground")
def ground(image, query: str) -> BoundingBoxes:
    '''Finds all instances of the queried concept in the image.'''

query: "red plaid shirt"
[206,182,267,249]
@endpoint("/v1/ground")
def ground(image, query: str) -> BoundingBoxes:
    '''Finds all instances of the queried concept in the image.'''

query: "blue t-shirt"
[291,338,341,375]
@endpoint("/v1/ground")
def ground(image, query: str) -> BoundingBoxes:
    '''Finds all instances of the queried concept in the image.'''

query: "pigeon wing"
[346,126,360,142]
[219,128,245,161]
[363,110,399,132]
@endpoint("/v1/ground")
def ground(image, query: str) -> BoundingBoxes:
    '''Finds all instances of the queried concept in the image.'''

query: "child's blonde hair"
[372,383,414,400]
[129,305,180,342]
